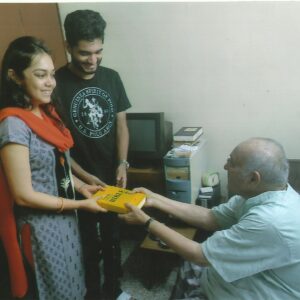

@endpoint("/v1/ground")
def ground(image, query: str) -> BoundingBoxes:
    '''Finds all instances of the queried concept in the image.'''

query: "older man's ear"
[250,171,261,184]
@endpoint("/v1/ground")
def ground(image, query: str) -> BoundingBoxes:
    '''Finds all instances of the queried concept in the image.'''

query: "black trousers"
[78,210,122,299]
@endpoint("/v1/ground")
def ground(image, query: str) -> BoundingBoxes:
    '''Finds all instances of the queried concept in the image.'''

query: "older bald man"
[120,138,300,300]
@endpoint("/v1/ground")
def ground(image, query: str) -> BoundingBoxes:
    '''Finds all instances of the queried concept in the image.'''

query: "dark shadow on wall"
[288,159,300,193]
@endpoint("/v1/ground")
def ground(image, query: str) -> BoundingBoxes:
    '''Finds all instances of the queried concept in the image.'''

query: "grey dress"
[0,116,86,300]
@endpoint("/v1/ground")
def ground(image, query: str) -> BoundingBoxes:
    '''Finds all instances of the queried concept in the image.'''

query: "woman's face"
[21,52,56,106]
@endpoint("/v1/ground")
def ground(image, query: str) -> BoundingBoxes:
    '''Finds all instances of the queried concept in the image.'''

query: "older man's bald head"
[234,138,289,187]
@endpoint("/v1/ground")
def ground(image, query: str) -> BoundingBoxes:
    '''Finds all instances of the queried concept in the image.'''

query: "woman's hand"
[78,197,107,213]
[78,183,104,198]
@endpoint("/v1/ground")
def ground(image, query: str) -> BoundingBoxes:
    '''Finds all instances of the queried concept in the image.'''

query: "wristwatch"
[119,159,130,169]
[144,217,154,232]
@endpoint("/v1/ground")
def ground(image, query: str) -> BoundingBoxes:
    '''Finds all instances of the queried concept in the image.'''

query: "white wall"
[58,2,300,196]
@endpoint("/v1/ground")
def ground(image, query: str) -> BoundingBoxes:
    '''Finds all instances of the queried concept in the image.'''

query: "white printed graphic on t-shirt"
[70,87,115,138]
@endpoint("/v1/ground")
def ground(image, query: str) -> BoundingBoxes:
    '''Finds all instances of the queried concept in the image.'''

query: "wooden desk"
[128,166,197,253]
[140,226,197,253]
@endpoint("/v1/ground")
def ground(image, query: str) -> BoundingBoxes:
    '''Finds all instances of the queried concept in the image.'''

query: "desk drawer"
[165,166,189,180]
[164,157,189,167]
[165,179,190,190]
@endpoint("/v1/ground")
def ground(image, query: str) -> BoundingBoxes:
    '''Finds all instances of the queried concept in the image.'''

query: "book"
[173,127,203,142]
[172,136,202,148]
[198,192,213,199]
[93,185,146,214]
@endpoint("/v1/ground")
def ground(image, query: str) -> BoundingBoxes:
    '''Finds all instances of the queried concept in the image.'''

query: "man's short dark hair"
[64,9,107,47]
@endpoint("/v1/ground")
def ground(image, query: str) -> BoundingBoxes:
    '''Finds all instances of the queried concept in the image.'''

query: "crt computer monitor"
[127,112,173,165]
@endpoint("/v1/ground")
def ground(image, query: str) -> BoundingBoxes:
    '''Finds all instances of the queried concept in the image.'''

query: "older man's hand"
[118,202,150,225]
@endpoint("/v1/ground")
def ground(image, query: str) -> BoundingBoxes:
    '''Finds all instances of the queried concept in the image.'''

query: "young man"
[120,137,300,299]
[54,10,132,300]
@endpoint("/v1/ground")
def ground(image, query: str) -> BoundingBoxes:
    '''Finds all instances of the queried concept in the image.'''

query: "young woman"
[0,36,107,300]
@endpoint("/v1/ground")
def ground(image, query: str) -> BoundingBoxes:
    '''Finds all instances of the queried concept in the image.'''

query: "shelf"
[128,167,163,174]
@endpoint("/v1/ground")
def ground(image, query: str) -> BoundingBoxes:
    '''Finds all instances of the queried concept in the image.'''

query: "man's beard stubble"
[71,56,102,75]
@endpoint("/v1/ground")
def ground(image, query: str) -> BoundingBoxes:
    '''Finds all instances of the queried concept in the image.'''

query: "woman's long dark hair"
[0,36,63,126]
[0,36,51,109]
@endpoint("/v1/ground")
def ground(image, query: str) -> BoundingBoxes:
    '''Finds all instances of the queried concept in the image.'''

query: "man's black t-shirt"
[55,65,131,183]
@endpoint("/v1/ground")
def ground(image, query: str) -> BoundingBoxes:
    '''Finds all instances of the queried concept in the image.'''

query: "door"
[0,3,67,69]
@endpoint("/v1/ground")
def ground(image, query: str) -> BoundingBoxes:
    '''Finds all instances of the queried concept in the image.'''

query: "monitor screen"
[128,119,156,152]
[126,112,173,164]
